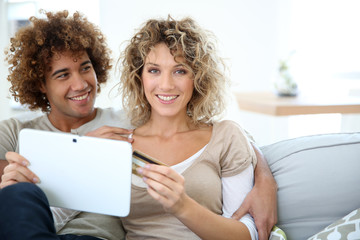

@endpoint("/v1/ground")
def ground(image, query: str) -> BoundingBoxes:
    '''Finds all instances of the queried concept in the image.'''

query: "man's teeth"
[158,95,177,101]
[71,93,88,101]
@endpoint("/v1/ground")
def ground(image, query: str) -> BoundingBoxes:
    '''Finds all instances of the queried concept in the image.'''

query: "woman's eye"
[175,69,187,74]
[148,69,159,74]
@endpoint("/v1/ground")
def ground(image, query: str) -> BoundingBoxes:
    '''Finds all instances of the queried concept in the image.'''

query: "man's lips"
[69,91,90,101]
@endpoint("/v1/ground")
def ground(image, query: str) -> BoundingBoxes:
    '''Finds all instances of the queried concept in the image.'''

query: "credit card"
[132,150,167,177]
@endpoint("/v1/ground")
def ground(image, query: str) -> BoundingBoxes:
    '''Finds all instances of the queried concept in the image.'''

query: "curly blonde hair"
[119,16,229,127]
[5,10,112,112]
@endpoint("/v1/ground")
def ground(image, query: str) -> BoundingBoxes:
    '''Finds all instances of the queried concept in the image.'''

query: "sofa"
[60,131,360,240]
[261,132,360,240]
[8,112,360,239]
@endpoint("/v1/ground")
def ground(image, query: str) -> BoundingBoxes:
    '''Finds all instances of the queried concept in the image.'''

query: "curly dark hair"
[119,16,229,127]
[5,10,112,112]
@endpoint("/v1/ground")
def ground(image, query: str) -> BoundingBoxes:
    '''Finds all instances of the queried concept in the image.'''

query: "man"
[0,10,277,240]
[0,10,132,240]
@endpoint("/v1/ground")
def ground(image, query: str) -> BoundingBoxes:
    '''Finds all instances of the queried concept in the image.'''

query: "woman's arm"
[232,143,278,240]
[137,164,252,240]
[222,165,258,239]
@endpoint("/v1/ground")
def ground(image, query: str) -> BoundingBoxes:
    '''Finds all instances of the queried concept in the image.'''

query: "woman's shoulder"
[210,120,253,145]
[213,120,244,133]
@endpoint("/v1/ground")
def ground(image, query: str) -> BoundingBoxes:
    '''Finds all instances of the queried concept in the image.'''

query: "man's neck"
[47,108,98,132]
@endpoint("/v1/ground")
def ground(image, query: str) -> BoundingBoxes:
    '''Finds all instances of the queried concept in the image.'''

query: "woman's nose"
[158,72,175,90]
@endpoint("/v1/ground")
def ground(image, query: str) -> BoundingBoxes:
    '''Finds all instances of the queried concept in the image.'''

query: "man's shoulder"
[98,107,126,118]
[75,108,132,135]
[1,113,38,129]
[12,111,43,122]
[96,108,132,129]
[0,112,48,157]
[0,111,52,133]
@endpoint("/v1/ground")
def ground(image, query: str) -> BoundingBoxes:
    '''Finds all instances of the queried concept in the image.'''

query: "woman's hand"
[85,126,134,143]
[0,152,39,189]
[137,164,252,240]
[137,164,190,216]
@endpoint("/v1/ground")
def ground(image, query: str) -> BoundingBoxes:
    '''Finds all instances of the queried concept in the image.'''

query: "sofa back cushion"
[260,132,360,240]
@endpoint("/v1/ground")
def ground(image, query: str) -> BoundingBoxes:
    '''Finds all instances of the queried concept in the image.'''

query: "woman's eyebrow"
[174,64,185,68]
[145,63,185,68]
[145,62,159,67]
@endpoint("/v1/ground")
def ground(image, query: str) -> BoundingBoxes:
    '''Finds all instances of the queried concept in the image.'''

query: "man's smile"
[69,91,91,101]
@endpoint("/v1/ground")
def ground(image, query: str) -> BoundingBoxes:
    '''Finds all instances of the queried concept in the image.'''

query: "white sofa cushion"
[260,132,360,240]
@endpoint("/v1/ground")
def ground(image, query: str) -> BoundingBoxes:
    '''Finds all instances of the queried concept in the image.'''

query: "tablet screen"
[19,128,132,217]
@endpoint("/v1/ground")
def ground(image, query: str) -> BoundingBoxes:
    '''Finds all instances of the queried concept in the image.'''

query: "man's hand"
[232,177,278,240]
[0,152,39,189]
[232,143,278,240]
[85,126,134,142]
[0,160,9,183]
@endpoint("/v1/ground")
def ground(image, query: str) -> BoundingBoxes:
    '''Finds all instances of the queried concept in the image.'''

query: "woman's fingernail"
[22,161,28,166]
[33,177,39,183]
[136,167,143,174]
[144,164,150,169]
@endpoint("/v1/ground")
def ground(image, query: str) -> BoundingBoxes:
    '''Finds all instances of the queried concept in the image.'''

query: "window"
[289,0,360,94]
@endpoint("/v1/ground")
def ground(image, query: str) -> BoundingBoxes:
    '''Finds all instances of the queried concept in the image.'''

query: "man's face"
[41,51,98,127]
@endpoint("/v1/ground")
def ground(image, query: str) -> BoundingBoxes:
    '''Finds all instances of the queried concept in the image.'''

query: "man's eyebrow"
[80,60,92,66]
[50,60,92,77]
[51,68,67,78]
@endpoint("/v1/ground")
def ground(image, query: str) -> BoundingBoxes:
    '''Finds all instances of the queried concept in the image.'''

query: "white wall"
[99,0,282,93]
[97,0,288,143]
[2,0,358,145]
[0,0,298,145]
[0,0,13,120]
[0,0,285,117]
[0,0,101,120]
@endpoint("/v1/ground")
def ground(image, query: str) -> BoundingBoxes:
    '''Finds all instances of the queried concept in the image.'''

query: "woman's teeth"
[158,95,177,101]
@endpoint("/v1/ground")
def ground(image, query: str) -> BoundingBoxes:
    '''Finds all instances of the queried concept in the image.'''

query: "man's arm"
[232,143,278,240]
[0,160,8,183]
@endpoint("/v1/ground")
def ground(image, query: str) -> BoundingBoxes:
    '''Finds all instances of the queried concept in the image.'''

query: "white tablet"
[19,128,132,217]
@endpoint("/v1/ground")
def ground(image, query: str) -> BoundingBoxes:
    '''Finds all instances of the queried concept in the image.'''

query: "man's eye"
[82,66,91,71]
[57,73,68,79]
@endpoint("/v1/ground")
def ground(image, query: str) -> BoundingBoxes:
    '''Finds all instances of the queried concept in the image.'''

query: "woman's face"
[141,43,194,119]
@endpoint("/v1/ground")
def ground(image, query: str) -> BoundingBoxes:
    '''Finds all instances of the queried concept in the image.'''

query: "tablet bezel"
[19,128,132,217]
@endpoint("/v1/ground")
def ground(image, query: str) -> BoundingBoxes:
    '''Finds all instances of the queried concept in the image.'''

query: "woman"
[119,16,258,240]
